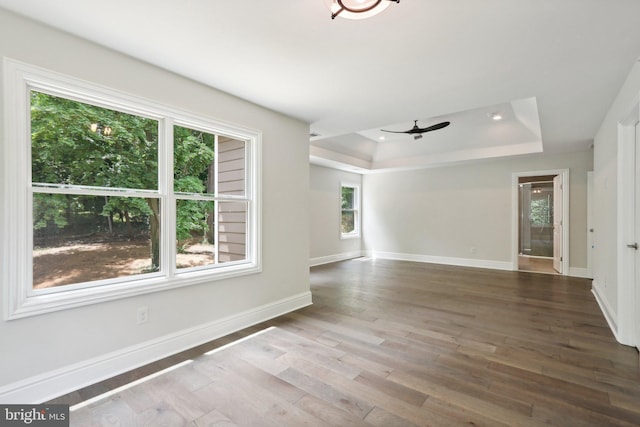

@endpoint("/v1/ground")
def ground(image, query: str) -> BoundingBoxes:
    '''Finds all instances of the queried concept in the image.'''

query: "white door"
[634,121,640,351]
[587,172,594,278]
[553,174,563,273]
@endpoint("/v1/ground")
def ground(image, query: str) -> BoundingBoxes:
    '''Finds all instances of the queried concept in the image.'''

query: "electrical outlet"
[137,306,149,324]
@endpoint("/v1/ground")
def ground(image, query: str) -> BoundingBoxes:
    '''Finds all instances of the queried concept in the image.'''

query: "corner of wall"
[591,280,620,342]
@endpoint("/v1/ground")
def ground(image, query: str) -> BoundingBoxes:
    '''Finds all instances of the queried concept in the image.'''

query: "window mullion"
[214,134,220,266]
[31,184,159,198]
[161,117,175,279]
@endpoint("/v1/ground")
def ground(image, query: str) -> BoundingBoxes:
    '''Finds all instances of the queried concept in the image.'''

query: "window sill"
[5,262,261,320]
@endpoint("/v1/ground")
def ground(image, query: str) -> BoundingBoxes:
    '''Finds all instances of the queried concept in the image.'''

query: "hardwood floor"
[518,255,557,274]
[51,259,640,426]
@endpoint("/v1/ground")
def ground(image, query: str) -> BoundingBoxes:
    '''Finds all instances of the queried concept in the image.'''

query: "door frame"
[553,174,564,273]
[511,169,570,275]
[616,97,639,347]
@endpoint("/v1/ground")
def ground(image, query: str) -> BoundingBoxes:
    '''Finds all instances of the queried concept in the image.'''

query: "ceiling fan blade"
[381,120,451,136]
[418,121,450,133]
[380,129,410,134]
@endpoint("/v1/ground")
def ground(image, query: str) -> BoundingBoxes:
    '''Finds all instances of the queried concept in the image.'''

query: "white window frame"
[340,183,360,239]
[2,59,262,319]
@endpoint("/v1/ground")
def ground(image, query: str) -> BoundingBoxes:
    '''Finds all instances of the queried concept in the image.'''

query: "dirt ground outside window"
[33,237,214,289]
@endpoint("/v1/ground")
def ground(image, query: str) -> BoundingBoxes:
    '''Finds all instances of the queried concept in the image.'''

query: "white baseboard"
[310,251,364,267]
[0,291,312,404]
[591,281,619,342]
[362,251,590,278]
[569,267,591,278]
[367,251,513,271]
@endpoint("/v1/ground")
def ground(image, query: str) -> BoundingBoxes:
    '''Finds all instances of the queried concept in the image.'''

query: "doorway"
[513,169,569,275]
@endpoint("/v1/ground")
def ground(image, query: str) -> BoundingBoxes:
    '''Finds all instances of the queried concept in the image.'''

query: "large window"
[2,60,260,319]
[340,184,360,238]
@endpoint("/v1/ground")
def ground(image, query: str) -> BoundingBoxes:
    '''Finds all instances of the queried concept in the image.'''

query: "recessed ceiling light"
[379,136,385,140]
[488,112,503,121]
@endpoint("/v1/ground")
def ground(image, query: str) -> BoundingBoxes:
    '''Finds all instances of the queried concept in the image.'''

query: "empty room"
[1,1,640,426]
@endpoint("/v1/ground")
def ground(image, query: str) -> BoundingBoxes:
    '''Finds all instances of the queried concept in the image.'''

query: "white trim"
[591,281,620,342]
[511,169,570,275]
[2,58,262,319]
[0,292,312,404]
[368,251,513,271]
[616,95,640,346]
[310,251,591,276]
[367,251,589,278]
[568,267,591,279]
[340,182,361,239]
[310,251,365,267]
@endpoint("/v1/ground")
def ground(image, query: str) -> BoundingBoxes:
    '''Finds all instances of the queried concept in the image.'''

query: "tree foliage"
[30,91,217,268]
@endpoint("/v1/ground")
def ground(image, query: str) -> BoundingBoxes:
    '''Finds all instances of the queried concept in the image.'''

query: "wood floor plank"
[354,370,428,407]
[193,408,237,427]
[363,406,422,427]
[54,259,640,426]
[294,394,370,427]
[276,366,373,419]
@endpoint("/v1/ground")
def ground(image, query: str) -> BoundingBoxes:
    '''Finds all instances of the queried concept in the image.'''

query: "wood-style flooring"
[51,259,640,426]
[518,255,557,274]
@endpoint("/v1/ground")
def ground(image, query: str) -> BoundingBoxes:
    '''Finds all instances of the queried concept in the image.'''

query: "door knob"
[627,243,639,250]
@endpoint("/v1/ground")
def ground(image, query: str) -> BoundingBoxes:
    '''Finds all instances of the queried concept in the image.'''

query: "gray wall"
[309,165,362,264]
[363,151,592,272]
[0,8,310,400]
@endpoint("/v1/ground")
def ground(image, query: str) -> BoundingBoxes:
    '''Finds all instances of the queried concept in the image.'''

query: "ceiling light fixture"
[325,0,399,20]
[489,112,503,121]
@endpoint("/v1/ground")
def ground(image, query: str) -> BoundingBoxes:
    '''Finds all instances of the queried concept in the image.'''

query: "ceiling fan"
[381,120,450,140]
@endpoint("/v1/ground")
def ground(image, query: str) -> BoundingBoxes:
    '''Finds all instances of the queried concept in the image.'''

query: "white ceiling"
[1,0,640,172]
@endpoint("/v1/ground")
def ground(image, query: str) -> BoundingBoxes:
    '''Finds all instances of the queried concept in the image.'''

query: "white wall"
[363,151,592,273]
[309,165,362,265]
[0,9,310,402]
[592,60,640,339]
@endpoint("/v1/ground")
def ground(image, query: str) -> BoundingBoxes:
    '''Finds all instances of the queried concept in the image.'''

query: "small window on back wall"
[341,184,360,238]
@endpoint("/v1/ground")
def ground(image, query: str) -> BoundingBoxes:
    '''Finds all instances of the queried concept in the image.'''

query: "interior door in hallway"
[553,174,563,273]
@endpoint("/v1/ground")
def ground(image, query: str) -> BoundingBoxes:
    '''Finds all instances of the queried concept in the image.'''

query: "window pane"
[218,137,246,197]
[176,199,215,269]
[31,91,158,189]
[530,191,552,226]
[342,187,354,210]
[174,126,216,194]
[175,200,248,269]
[33,193,160,289]
[218,201,247,263]
[341,211,355,234]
